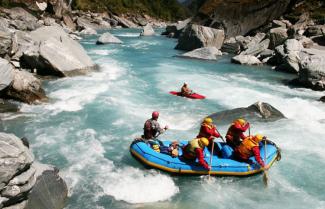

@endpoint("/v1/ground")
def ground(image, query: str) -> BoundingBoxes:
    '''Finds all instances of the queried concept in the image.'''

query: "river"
[1,28,325,209]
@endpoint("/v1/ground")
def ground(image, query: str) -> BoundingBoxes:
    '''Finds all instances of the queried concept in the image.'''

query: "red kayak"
[169,91,206,99]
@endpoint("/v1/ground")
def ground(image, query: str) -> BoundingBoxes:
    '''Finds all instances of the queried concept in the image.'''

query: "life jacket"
[226,122,241,139]
[186,138,204,157]
[198,123,214,138]
[235,136,259,160]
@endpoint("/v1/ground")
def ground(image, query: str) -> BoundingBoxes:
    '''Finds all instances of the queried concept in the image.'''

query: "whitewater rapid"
[1,29,325,209]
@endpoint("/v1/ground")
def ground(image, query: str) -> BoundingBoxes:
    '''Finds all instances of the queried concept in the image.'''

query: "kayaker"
[197,117,222,148]
[225,118,250,149]
[181,83,193,96]
[143,111,168,141]
[182,137,210,170]
[234,134,266,168]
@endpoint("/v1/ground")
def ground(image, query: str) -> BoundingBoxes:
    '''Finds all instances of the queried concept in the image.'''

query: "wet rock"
[96,32,123,44]
[0,99,19,113]
[175,24,225,51]
[140,24,155,36]
[21,26,96,77]
[207,101,286,125]
[5,70,47,104]
[0,58,14,92]
[177,47,222,60]
[162,18,191,38]
[231,55,262,65]
[24,162,68,209]
[268,27,288,49]
[320,96,325,103]
[3,200,27,209]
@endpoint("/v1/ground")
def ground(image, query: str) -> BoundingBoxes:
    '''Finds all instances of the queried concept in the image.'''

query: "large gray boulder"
[221,37,241,54]
[0,58,14,92]
[21,26,96,77]
[10,31,35,61]
[177,47,222,60]
[1,7,40,31]
[0,133,68,209]
[297,54,325,91]
[5,70,47,104]
[0,133,34,191]
[112,15,138,28]
[231,55,262,65]
[240,38,270,56]
[162,18,192,38]
[175,24,225,51]
[207,101,286,125]
[268,27,288,49]
[140,24,155,36]
[96,32,123,45]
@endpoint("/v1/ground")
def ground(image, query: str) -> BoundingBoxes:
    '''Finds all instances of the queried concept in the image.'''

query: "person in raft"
[234,134,266,168]
[225,118,250,149]
[182,137,210,170]
[143,111,168,143]
[197,117,222,150]
[180,83,193,96]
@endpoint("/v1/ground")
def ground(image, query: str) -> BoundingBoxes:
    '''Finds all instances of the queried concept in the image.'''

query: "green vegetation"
[71,0,191,21]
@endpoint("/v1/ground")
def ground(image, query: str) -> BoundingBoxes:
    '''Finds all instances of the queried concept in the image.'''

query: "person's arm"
[195,148,209,170]
[252,146,265,167]
[212,127,221,138]
[239,132,247,140]
[234,122,250,132]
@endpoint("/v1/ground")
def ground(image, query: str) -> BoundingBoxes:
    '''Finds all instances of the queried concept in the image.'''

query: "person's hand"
[208,166,211,171]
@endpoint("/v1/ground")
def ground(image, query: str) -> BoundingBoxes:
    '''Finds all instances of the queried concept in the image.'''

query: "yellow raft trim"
[130,149,278,176]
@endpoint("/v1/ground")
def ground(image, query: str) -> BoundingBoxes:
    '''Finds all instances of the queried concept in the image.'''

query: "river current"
[1,28,325,209]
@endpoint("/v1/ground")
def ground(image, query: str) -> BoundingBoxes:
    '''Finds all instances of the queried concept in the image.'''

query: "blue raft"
[130,139,281,176]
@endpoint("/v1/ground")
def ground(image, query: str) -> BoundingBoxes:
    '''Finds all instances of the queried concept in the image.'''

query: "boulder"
[112,15,138,28]
[21,26,96,77]
[1,7,40,31]
[0,133,68,209]
[207,101,286,125]
[133,16,148,26]
[43,17,56,26]
[0,58,14,92]
[96,32,123,45]
[177,47,222,60]
[240,38,270,56]
[140,24,155,36]
[162,18,192,38]
[258,49,274,60]
[0,31,12,57]
[272,20,287,28]
[195,0,291,37]
[0,17,10,33]
[79,27,97,35]
[5,70,47,104]
[0,133,34,191]
[268,27,288,49]
[320,96,325,103]
[304,25,325,37]
[175,24,225,51]
[221,37,241,54]
[231,55,262,65]
[10,31,35,61]
[0,99,19,113]
[24,162,68,209]
[297,54,325,90]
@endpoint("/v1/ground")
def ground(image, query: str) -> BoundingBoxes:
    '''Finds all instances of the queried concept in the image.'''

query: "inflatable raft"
[130,139,281,176]
[169,91,205,99]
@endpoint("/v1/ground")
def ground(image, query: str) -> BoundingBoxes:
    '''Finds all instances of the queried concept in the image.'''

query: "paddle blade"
[263,171,268,187]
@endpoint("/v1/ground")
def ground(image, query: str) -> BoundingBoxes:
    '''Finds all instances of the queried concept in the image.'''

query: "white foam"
[115,33,140,37]
[99,167,179,204]
[89,49,118,56]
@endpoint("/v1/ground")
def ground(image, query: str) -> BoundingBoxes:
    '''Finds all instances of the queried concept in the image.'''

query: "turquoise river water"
[1,28,325,209]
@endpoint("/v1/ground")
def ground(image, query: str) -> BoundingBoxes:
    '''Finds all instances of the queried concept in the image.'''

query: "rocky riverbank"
[0,132,67,209]
[162,0,325,97]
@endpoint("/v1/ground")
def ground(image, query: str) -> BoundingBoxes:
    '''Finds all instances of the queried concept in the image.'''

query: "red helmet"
[152,111,159,119]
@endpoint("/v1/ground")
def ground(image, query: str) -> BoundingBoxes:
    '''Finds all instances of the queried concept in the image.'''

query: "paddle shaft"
[208,140,215,179]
